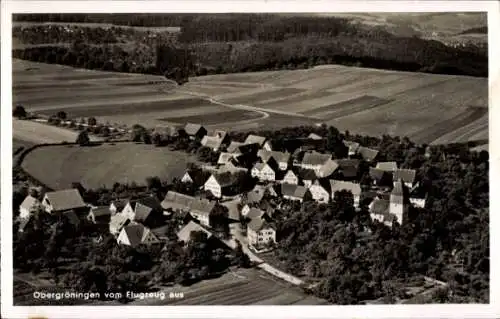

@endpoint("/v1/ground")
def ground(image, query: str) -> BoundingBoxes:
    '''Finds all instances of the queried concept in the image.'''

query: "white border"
[2,1,499,319]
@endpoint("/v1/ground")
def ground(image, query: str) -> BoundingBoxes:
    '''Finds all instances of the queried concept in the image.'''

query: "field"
[21,143,196,189]
[13,119,102,144]
[13,59,488,146]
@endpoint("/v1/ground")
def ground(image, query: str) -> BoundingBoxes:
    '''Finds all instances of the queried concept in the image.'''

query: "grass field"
[21,143,195,189]
[13,59,488,146]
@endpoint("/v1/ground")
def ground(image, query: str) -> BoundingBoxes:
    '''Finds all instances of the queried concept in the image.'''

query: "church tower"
[390,179,409,225]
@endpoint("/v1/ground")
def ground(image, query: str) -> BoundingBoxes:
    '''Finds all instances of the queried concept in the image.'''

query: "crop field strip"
[220,87,305,105]
[301,95,393,119]
[160,109,264,126]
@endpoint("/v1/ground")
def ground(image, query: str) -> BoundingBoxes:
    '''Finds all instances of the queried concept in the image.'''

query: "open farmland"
[13,59,487,146]
[13,119,102,144]
[21,143,195,190]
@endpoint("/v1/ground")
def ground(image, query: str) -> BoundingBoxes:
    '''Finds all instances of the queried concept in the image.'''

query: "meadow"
[21,143,196,190]
[13,59,488,146]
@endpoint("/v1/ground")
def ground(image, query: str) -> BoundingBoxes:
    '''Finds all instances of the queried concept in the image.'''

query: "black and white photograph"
[1,1,498,317]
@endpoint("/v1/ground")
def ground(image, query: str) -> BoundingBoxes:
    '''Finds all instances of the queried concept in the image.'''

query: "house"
[201,135,223,151]
[390,180,410,225]
[333,159,360,180]
[243,206,265,219]
[409,184,427,208]
[298,168,317,188]
[376,161,398,172]
[181,171,194,184]
[309,180,331,204]
[245,184,277,205]
[393,169,417,188]
[281,170,299,185]
[218,152,237,165]
[262,140,277,151]
[213,129,229,144]
[300,152,338,178]
[308,133,323,140]
[177,221,213,244]
[227,141,246,154]
[161,191,216,226]
[204,172,244,198]
[330,180,362,208]
[109,199,128,215]
[247,218,276,247]
[109,213,131,236]
[184,123,207,140]
[358,146,379,162]
[343,140,360,156]
[244,134,267,147]
[117,223,160,247]
[221,198,241,222]
[19,195,41,220]
[281,183,310,202]
[87,206,111,224]
[251,160,278,182]
[369,167,393,187]
[123,196,164,228]
[369,198,394,227]
[257,150,290,171]
[42,189,87,215]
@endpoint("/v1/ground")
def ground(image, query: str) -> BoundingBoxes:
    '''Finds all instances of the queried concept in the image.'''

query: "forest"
[13,14,488,80]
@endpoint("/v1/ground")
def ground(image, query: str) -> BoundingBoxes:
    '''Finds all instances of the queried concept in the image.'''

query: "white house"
[117,223,160,247]
[19,195,41,220]
[181,172,194,183]
[247,218,276,247]
[251,162,276,182]
[281,170,299,185]
[393,169,417,188]
[204,172,241,198]
[309,180,330,204]
[299,152,338,178]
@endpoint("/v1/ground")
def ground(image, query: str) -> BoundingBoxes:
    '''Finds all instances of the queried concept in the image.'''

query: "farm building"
[109,213,131,236]
[244,184,278,205]
[257,150,291,171]
[281,170,299,185]
[376,161,398,172]
[218,152,237,165]
[330,180,362,208]
[357,146,379,162]
[41,189,87,215]
[121,196,165,229]
[251,162,277,182]
[117,223,160,247]
[299,152,338,178]
[333,159,360,180]
[19,195,41,220]
[203,171,246,198]
[247,217,276,247]
[309,179,331,204]
[109,199,128,215]
[393,169,417,188]
[281,183,310,202]
[177,221,213,244]
[184,123,207,140]
[87,206,111,224]
[245,134,267,147]
[343,140,360,156]
[201,135,223,151]
[161,191,216,226]
[369,167,394,187]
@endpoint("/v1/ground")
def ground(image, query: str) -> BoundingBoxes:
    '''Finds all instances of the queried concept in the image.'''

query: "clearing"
[21,143,195,190]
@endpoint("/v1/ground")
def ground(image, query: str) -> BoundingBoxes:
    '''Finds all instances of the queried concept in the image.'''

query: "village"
[16,120,429,288]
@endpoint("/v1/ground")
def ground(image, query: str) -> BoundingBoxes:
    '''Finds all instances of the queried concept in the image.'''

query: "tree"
[76,130,90,146]
[87,117,97,126]
[13,105,27,119]
[56,111,67,120]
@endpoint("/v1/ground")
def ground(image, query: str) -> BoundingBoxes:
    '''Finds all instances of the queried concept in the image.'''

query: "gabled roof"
[358,147,379,161]
[258,150,290,165]
[298,168,317,181]
[330,180,362,196]
[283,170,298,181]
[184,123,205,136]
[244,134,266,146]
[343,140,360,153]
[252,162,266,172]
[121,223,157,247]
[281,183,308,199]
[44,189,86,211]
[177,221,212,243]
[90,206,111,217]
[369,198,390,215]
[213,130,227,140]
[318,159,339,177]
[376,161,398,172]
[201,135,223,150]
[246,185,267,204]
[134,197,163,222]
[248,217,274,232]
[221,199,241,221]
[210,172,243,188]
[161,191,216,216]
[302,151,332,166]
[188,197,217,217]
[311,179,331,193]
[393,169,417,184]
[110,213,130,231]
[369,167,391,181]
[227,141,246,153]
[218,152,235,165]
[334,158,360,178]
[245,207,264,219]
[308,133,323,140]
[20,195,40,213]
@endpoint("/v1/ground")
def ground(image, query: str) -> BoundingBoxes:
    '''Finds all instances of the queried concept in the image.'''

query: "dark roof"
[211,171,243,188]
[391,180,410,205]
[151,225,171,238]
[257,150,290,165]
[358,147,379,161]
[122,223,156,247]
[184,123,205,136]
[376,161,398,171]
[281,183,308,199]
[90,206,111,217]
[330,180,362,196]
[177,221,212,243]
[369,167,391,181]
[248,217,274,232]
[134,197,163,222]
[244,134,266,146]
[63,210,81,227]
[302,152,331,166]
[335,159,360,178]
[393,169,417,184]
[298,168,317,181]
[44,189,86,211]
[369,198,390,215]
